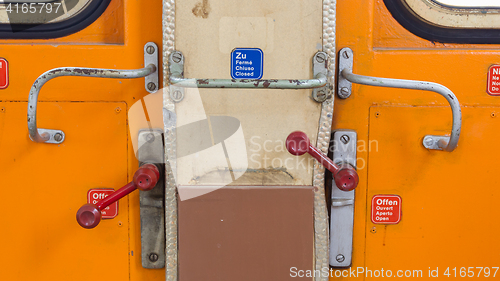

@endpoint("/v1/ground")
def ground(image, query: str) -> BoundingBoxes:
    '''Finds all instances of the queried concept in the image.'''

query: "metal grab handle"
[338,47,461,152]
[28,42,159,144]
[170,75,327,89]
[169,51,327,89]
[28,65,155,143]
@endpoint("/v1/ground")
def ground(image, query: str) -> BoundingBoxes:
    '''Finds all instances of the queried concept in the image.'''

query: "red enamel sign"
[487,65,500,95]
[0,59,8,89]
[371,195,402,224]
[87,189,118,219]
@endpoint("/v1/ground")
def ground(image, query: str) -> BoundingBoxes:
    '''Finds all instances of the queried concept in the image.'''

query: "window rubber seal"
[383,0,500,44]
[0,0,111,39]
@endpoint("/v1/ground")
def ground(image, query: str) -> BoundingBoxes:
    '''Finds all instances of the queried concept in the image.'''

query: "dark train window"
[0,0,111,39]
[384,0,500,44]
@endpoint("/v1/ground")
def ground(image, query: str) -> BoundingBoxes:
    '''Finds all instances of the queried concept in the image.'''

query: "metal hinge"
[329,130,357,267]
[137,129,165,269]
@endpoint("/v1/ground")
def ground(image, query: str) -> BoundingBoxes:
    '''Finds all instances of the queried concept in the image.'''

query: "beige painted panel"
[175,0,323,186]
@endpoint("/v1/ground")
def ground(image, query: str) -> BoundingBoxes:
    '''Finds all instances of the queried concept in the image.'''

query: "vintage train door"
[0,1,165,281]
[165,1,333,281]
[333,0,500,279]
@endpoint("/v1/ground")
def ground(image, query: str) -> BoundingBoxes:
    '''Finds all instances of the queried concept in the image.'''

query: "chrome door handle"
[168,51,330,102]
[27,42,159,144]
[337,47,461,152]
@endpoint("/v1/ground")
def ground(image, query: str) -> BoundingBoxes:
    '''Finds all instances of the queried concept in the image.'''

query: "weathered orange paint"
[0,0,165,280]
[1,0,499,279]
[334,0,500,279]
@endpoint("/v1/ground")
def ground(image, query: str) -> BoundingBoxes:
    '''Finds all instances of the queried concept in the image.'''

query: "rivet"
[313,90,328,103]
[146,133,155,143]
[149,253,159,262]
[54,133,63,142]
[147,82,157,92]
[338,87,351,99]
[146,45,155,55]
[340,135,350,144]
[172,52,183,63]
[316,52,327,63]
[171,90,184,103]
[424,136,434,147]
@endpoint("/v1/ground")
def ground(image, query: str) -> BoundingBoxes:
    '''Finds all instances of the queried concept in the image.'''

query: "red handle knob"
[76,164,160,229]
[286,131,359,191]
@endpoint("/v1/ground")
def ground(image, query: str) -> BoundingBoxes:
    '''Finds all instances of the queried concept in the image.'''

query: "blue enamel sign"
[231,48,263,79]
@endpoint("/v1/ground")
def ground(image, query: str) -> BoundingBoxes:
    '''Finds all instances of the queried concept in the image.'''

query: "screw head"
[336,254,345,263]
[338,87,351,99]
[149,253,159,262]
[340,135,350,144]
[313,90,328,103]
[424,136,435,147]
[342,50,350,59]
[54,133,63,142]
[146,45,155,55]
[171,90,184,103]
[147,82,157,92]
[172,52,183,63]
[146,133,155,143]
[316,52,327,63]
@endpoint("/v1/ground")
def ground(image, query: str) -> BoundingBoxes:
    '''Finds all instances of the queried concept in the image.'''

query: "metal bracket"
[329,130,357,267]
[168,51,329,103]
[137,129,165,269]
[423,135,451,150]
[144,42,159,93]
[312,52,330,102]
[337,48,353,99]
[36,128,65,144]
[168,51,186,103]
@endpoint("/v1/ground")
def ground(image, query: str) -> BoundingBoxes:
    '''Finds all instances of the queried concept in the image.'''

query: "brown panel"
[178,186,314,281]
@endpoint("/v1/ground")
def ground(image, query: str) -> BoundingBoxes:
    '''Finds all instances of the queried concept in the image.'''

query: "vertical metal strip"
[163,0,178,280]
[311,1,336,280]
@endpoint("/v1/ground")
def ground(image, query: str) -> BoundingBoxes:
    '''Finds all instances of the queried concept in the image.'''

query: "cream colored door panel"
[164,0,334,280]
[174,0,324,185]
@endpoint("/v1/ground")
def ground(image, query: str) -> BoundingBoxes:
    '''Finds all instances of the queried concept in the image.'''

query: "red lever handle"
[286,131,359,191]
[76,164,160,229]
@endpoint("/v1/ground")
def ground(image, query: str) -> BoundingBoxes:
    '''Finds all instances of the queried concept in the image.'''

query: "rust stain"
[192,0,211,19]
